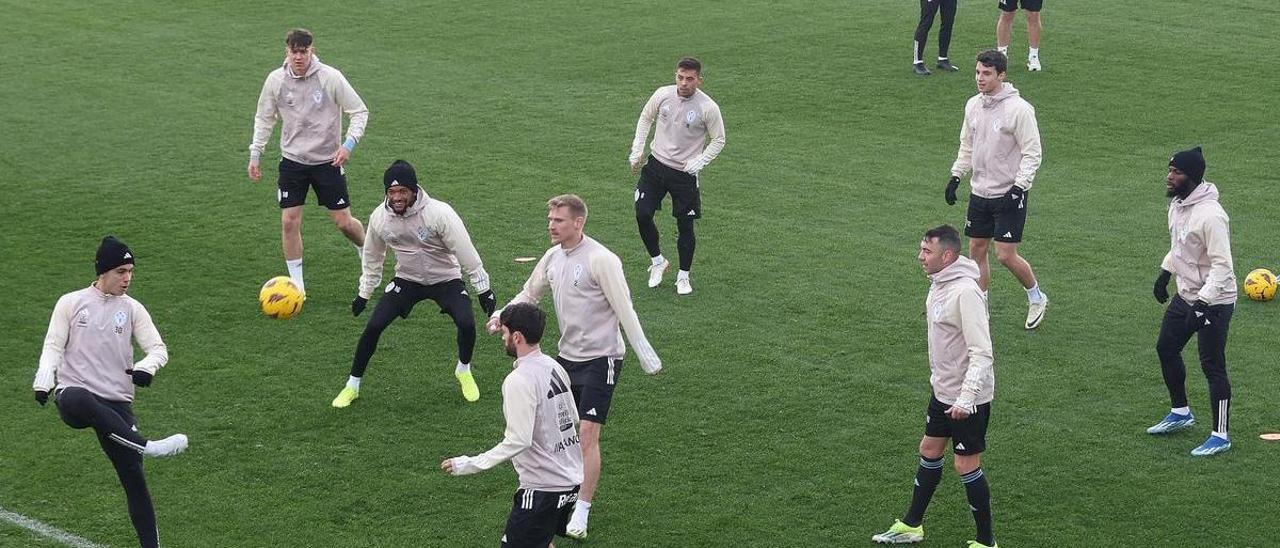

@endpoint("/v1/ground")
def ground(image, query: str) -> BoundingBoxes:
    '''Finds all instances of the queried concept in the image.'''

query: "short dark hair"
[923,225,962,254]
[500,303,546,345]
[676,57,702,75]
[976,49,1007,74]
[285,29,314,49]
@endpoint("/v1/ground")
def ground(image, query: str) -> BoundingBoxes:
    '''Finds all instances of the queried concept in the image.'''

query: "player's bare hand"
[485,316,502,334]
[248,160,262,181]
[946,405,972,420]
[332,147,351,167]
[630,159,641,174]
[440,458,454,474]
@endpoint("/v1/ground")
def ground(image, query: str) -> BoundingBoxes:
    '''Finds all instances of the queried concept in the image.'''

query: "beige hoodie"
[448,349,584,491]
[497,236,662,374]
[629,86,726,173]
[358,190,490,299]
[33,285,169,403]
[926,256,994,411]
[250,56,369,166]
[1161,182,1237,305]
[950,82,1042,198]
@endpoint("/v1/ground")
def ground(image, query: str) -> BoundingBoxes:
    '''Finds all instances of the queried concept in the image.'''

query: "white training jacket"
[359,189,490,299]
[33,284,169,403]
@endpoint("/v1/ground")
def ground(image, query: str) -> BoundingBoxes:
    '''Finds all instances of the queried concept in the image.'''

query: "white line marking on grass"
[0,506,107,548]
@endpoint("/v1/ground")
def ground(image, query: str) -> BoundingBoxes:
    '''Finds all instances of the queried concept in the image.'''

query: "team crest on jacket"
[416,226,431,242]
[685,110,698,126]
[312,90,323,104]
[75,310,90,327]
[573,264,584,287]
[114,310,128,334]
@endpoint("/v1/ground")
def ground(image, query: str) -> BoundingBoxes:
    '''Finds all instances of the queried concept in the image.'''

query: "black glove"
[478,290,497,317]
[1153,269,1172,304]
[1185,300,1210,333]
[131,370,153,387]
[352,296,368,317]
[34,390,48,406]
[944,176,961,205]
[1006,185,1026,210]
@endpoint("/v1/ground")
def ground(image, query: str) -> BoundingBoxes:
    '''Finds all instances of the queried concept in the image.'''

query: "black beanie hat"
[383,159,420,193]
[1169,146,1206,184]
[95,236,134,275]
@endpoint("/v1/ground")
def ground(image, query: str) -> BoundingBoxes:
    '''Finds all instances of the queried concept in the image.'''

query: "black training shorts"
[999,0,1042,12]
[555,356,622,425]
[965,190,1028,243]
[635,155,702,220]
[501,486,580,548]
[924,395,991,456]
[277,157,352,210]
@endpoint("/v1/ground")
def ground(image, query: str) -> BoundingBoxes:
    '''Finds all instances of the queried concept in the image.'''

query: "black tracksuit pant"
[1156,294,1233,434]
[56,386,159,548]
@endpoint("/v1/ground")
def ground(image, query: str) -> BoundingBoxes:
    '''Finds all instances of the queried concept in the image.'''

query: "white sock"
[1212,431,1230,441]
[286,258,304,291]
[1026,283,1045,303]
[353,243,363,257]
[651,254,666,266]
[937,56,949,62]
[997,46,1009,56]
[1029,47,1039,58]
[346,376,361,390]
[1171,406,1191,416]
[677,270,690,282]
[456,361,471,374]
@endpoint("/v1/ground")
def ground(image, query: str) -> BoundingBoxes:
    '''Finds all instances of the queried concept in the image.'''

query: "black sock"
[902,455,943,527]
[961,468,994,546]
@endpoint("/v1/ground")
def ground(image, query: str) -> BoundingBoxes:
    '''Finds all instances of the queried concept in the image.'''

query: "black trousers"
[914,0,958,62]
[1156,294,1233,433]
[56,387,158,548]
[350,278,476,378]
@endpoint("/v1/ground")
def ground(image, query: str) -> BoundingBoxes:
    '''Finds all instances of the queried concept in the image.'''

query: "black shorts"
[501,486,579,548]
[924,395,991,456]
[635,155,702,220]
[965,191,1028,243]
[555,356,622,424]
[999,0,1042,12]
[277,157,352,210]
[373,277,474,322]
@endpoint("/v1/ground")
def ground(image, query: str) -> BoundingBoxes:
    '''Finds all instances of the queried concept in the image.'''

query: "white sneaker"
[676,277,693,295]
[647,259,669,288]
[1028,55,1042,72]
[144,434,189,458]
[1025,294,1048,329]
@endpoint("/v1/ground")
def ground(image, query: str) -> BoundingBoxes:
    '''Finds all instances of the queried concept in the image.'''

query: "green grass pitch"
[2,0,1279,546]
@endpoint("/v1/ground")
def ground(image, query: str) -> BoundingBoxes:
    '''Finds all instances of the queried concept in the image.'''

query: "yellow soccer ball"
[259,276,306,319]
[1244,268,1277,302]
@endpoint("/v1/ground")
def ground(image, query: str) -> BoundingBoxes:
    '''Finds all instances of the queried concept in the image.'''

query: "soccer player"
[996,0,1043,71]
[1148,147,1236,456]
[32,236,188,548]
[628,57,726,295]
[946,50,1047,330]
[442,303,584,547]
[331,160,497,408]
[873,225,997,548]
[912,0,960,76]
[248,28,369,293]
[487,194,663,539]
